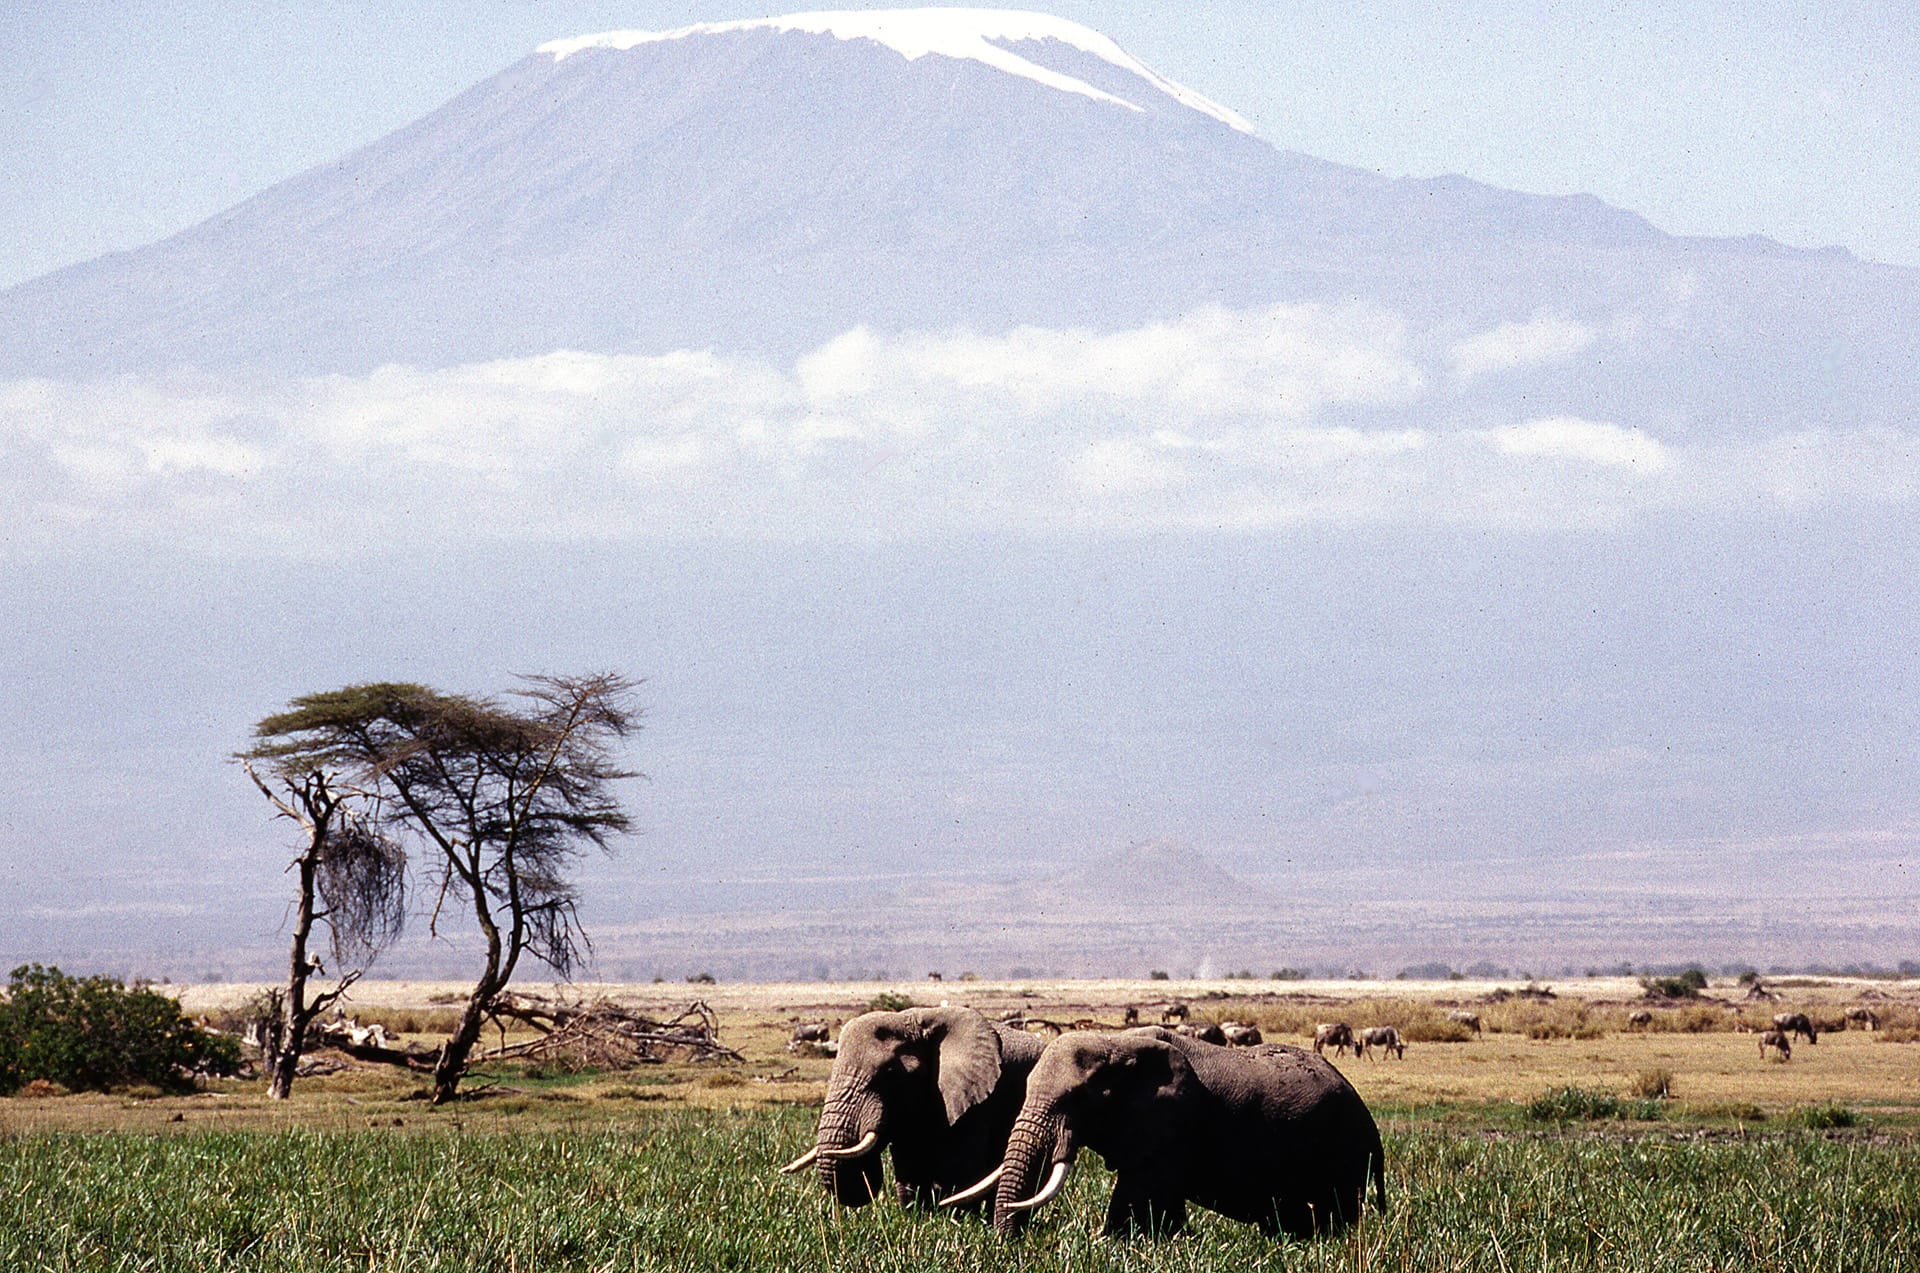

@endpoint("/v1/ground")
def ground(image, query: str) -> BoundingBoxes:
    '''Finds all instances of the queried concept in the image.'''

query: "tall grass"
[3,1108,1917,1271]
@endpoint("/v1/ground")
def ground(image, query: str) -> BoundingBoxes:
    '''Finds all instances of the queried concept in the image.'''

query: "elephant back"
[993,1020,1047,1072]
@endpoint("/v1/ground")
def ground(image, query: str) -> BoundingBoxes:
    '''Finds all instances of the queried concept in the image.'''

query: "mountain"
[4,6,1916,444]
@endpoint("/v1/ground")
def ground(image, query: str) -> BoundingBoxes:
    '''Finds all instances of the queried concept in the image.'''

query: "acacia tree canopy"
[245,672,642,1102]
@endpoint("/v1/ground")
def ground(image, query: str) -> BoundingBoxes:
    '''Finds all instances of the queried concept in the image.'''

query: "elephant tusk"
[938,1165,1005,1207]
[818,1131,880,1160]
[1004,1161,1071,1212]
[777,1146,820,1174]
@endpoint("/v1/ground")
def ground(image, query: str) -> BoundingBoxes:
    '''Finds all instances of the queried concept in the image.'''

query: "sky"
[3,0,1918,979]
[4,0,1919,291]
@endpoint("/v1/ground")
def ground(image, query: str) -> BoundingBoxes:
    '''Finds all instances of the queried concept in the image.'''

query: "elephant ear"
[908,1007,1004,1126]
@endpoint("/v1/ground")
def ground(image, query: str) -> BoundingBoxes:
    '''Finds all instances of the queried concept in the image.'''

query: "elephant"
[1356,1026,1405,1060]
[1758,1029,1792,1061]
[951,1028,1385,1239]
[1313,1022,1354,1056]
[780,1006,1044,1213]
[1771,1012,1818,1044]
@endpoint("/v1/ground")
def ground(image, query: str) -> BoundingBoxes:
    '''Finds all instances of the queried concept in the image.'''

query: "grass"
[2,1107,1918,1271]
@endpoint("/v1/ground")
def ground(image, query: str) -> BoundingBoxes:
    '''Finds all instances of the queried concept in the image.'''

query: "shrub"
[867,992,914,1012]
[1402,1020,1474,1044]
[1641,969,1708,1000]
[686,972,716,985]
[1631,1068,1674,1100]
[0,964,241,1095]
[1148,970,1170,981]
[1525,1086,1663,1123]
[1799,1103,1859,1129]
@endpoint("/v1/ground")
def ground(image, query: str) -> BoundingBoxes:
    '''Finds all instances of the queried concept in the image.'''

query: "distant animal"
[1176,1022,1228,1046]
[1758,1029,1792,1061]
[1313,1022,1354,1056]
[1627,1009,1653,1027]
[928,971,943,982]
[1356,1026,1405,1060]
[1446,1010,1482,1035]
[1771,1012,1818,1044]
[1162,1002,1191,1024]
[1122,1006,1140,1026]
[1846,1007,1880,1031]
[790,1021,831,1045]
[1220,1022,1263,1047]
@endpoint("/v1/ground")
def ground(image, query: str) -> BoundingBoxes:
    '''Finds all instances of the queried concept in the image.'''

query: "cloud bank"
[2,301,1914,553]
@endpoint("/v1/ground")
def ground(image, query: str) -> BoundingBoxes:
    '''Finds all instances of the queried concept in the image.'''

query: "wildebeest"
[790,1020,831,1044]
[1758,1029,1793,1061]
[1846,1007,1880,1031]
[1313,1022,1354,1056]
[1772,1012,1818,1044]
[1356,1025,1405,1060]
[1627,1009,1653,1027]
[1220,1021,1263,1047]
[1122,1005,1140,1026]
[1446,1010,1482,1035]
[1161,1002,1191,1024]
[1175,1021,1228,1045]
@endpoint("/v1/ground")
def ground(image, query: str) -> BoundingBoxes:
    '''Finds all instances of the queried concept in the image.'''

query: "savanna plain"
[5,975,1918,1272]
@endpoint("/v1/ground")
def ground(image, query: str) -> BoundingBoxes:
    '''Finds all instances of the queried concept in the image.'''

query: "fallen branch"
[481,994,743,1069]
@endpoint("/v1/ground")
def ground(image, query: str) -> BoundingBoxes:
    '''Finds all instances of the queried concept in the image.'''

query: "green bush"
[866,991,914,1012]
[1641,968,1709,999]
[1525,1086,1663,1123]
[1799,1103,1860,1129]
[0,964,240,1095]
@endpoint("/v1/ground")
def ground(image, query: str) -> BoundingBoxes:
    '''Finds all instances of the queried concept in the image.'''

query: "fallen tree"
[482,995,742,1069]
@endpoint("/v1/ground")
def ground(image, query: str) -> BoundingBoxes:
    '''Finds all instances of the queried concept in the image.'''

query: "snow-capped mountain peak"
[537,8,1256,134]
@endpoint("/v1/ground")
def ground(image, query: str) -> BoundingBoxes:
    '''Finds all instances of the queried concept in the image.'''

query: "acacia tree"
[245,673,641,1104]
[240,762,406,1099]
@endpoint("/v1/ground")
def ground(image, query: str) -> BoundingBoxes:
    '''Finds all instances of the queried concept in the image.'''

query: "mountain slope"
[1,8,1915,441]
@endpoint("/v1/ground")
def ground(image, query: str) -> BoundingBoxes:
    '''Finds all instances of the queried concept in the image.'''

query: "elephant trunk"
[814,1086,887,1207]
[993,1103,1070,1235]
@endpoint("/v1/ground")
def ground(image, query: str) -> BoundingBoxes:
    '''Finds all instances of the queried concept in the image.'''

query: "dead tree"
[241,763,406,1099]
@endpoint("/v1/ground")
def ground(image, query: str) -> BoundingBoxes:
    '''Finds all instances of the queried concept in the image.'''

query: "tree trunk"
[269,847,323,1100]
[431,864,505,1105]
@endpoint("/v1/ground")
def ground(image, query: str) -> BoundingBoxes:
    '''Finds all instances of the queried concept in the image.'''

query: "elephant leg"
[1103,1174,1187,1239]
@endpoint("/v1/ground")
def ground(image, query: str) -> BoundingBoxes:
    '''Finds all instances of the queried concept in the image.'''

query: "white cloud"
[1450,312,1597,382]
[0,303,1913,550]
[1489,417,1671,471]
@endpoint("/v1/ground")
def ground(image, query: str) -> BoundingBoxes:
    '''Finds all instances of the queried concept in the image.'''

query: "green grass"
[3,1107,1917,1271]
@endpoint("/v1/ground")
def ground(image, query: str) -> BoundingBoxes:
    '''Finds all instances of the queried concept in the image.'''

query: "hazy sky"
[4,0,1918,290]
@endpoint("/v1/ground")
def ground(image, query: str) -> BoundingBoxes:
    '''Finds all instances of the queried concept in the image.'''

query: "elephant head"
[781,1006,1010,1207]
[982,1030,1196,1235]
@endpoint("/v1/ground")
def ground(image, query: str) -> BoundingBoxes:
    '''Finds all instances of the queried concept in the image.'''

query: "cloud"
[1449,312,1598,382]
[0,302,1913,551]
[1489,417,1671,471]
